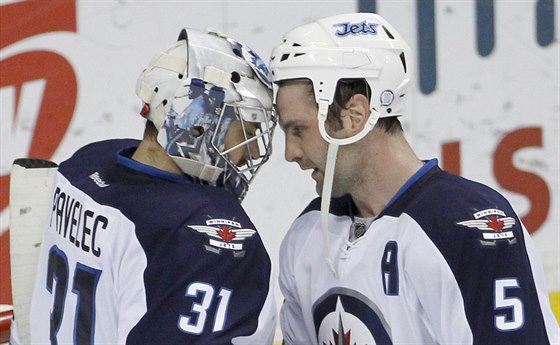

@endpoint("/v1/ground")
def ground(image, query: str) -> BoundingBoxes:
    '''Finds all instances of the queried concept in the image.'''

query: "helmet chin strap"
[317,99,341,277]
[317,98,378,277]
[321,141,339,277]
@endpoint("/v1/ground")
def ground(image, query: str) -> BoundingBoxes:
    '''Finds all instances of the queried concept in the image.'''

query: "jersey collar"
[384,158,438,210]
[116,147,194,185]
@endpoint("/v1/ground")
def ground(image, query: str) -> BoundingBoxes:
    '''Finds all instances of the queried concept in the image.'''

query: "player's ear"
[343,93,370,134]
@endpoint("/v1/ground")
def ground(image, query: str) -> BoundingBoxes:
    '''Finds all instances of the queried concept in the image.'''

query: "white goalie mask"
[136,28,276,200]
[269,12,411,145]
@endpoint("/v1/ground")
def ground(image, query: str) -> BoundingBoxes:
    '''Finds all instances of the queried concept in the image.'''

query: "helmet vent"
[382,26,395,39]
[191,125,204,137]
[280,42,306,61]
[399,52,407,73]
[232,46,243,58]
[231,71,241,83]
[292,43,305,57]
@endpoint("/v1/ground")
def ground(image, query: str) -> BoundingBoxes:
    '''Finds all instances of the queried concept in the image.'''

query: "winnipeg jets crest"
[457,208,517,245]
[318,298,375,345]
[188,218,256,256]
[313,288,392,345]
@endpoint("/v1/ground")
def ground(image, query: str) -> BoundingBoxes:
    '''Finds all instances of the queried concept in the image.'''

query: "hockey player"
[270,13,559,344]
[26,27,277,344]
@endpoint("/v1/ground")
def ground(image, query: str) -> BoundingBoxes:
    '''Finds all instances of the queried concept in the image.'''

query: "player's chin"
[311,168,323,180]
[314,179,324,196]
[315,186,322,196]
[311,171,322,190]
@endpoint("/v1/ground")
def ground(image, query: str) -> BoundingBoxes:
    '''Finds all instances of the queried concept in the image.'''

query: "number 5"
[494,278,524,331]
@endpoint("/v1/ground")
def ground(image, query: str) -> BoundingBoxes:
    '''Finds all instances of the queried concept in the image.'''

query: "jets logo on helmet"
[333,20,379,36]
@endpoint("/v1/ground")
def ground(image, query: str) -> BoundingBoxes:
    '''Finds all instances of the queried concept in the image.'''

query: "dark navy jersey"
[30,139,276,344]
[279,159,558,344]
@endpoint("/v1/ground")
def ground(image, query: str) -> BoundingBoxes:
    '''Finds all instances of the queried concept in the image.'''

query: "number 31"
[177,282,232,335]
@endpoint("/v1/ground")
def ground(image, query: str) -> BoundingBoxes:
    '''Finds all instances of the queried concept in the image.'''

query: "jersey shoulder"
[387,167,554,343]
[60,139,139,168]
[388,167,519,236]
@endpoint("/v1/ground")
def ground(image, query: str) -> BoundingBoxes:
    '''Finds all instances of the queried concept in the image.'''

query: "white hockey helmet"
[270,13,411,145]
[136,27,276,200]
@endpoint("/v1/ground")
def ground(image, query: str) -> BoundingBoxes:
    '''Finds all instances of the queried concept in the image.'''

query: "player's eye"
[291,126,303,137]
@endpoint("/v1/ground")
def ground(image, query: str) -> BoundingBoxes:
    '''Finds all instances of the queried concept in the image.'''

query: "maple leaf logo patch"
[457,208,517,244]
[188,219,256,254]
[217,226,236,241]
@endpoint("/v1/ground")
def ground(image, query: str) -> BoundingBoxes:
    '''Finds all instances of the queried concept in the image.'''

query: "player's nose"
[247,139,260,161]
[237,139,259,167]
[284,138,302,163]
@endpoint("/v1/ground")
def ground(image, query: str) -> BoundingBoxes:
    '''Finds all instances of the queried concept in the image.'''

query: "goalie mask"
[136,28,276,200]
[269,12,411,145]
